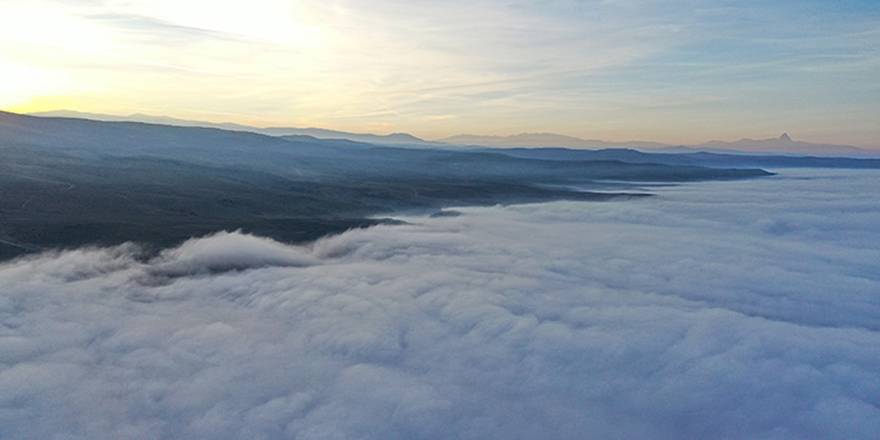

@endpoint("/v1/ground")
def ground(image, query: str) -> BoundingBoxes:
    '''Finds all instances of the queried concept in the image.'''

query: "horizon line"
[13,107,878,151]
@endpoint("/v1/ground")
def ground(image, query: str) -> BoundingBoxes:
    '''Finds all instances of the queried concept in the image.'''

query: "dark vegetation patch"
[0,111,771,259]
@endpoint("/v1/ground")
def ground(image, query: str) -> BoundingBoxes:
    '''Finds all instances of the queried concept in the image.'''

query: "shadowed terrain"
[0,111,771,260]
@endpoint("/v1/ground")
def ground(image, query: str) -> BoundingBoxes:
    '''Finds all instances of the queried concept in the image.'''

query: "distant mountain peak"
[779,133,792,142]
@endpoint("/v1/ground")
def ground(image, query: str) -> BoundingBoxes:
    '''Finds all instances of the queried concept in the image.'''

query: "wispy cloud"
[85,13,246,44]
[1,0,878,144]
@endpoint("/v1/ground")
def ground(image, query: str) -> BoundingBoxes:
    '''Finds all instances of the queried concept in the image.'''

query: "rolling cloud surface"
[1,169,878,439]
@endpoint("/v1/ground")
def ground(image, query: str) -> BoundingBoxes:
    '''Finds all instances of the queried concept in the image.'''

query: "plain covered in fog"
[1,169,878,439]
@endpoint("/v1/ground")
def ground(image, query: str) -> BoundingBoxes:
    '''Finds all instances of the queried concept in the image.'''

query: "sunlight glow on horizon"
[1,0,878,145]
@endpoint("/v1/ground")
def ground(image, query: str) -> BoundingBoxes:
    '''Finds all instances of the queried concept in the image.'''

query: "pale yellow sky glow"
[1,0,878,145]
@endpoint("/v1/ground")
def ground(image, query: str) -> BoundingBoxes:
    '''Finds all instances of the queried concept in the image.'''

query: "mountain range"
[437,133,669,150]
[441,132,877,157]
[684,133,873,157]
[29,110,435,146]
[28,109,879,157]
[6,108,879,262]
[1,110,772,260]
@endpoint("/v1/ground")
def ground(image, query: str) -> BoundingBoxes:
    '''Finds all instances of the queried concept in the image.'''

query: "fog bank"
[1,169,878,439]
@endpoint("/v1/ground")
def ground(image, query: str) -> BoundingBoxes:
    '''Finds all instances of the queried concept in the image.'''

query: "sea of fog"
[1,168,878,439]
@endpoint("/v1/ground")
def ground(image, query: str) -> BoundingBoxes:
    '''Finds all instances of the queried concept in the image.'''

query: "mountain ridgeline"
[32,110,879,156]
[483,147,880,169]
[0,111,774,260]
[29,110,437,146]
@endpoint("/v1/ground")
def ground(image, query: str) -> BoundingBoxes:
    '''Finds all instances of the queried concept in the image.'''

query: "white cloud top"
[1,169,879,438]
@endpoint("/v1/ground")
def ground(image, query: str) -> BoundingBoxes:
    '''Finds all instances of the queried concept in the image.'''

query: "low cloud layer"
[1,169,879,439]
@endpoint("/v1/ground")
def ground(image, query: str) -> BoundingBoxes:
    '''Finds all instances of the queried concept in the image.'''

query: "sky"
[1,168,879,439]
[1,0,878,145]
